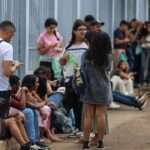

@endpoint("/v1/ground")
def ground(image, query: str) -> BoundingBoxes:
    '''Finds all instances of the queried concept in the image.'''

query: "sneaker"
[56,87,66,95]
[67,128,80,138]
[83,141,90,150]
[109,102,120,109]
[138,100,147,111]
[139,92,149,102]
[97,141,104,149]
[36,142,50,149]
[30,144,46,150]
[20,142,31,150]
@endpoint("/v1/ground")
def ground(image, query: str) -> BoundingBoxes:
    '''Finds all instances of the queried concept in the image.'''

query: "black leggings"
[63,82,83,130]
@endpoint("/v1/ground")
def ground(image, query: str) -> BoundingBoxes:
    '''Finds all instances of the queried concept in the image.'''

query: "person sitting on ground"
[9,75,26,118]
[9,75,50,149]
[22,74,63,142]
[111,60,134,95]
[34,67,73,134]
[0,116,37,150]
[112,90,147,111]
[34,69,64,141]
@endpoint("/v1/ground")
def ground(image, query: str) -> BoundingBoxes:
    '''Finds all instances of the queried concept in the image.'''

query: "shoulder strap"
[0,40,4,43]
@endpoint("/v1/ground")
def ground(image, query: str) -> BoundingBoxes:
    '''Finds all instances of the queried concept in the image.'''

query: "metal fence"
[0,0,149,76]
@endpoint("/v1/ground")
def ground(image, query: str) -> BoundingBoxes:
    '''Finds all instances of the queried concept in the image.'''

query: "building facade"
[0,0,149,76]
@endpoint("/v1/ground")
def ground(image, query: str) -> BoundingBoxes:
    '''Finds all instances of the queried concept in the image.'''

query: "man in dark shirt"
[84,15,104,43]
[114,20,130,50]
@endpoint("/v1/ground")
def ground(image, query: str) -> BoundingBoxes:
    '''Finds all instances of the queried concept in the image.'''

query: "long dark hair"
[86,32,112,67]
[44,18,60,41]
[34,67,48,98]
[22,75,37,91]
[66,19,86,49]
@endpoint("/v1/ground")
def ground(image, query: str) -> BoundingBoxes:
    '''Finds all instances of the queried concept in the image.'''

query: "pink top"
[37,31,63,57]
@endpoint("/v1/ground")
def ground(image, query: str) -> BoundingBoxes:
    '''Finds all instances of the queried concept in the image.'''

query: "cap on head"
[90,20,104,26]
[84,14,95,23]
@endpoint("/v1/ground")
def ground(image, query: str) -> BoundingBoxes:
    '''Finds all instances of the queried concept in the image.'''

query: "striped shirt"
[64,42,88,77]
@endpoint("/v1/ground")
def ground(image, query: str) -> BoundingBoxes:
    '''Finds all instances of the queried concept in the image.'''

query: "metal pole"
[96,0,100,20]
[77,0,81,18]
[54,0,58,20]
[25,0,29,73]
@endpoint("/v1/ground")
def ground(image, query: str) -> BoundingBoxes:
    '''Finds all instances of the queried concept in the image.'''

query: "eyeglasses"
[77,28,87,32]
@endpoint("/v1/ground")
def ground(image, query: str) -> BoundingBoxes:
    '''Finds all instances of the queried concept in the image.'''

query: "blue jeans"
[113,91,140,108]
[22,108,39,143]
[48,92,64,107]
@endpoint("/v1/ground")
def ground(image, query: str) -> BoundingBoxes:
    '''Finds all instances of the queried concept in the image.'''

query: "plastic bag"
[52,58,62,79]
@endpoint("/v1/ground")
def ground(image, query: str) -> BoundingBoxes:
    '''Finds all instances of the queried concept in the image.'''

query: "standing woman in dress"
[82,32,113,149]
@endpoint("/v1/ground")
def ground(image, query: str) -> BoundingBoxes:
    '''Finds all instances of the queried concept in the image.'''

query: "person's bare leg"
[44,128,63,142]
[15,115,29,143]
[83,104,95,141]
[4,118,27,145]
[91,133,98,145]
[95,105,107,141]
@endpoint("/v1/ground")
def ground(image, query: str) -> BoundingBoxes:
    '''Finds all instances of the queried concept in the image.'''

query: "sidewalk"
[52,103,150,150]
[1,99,150,150]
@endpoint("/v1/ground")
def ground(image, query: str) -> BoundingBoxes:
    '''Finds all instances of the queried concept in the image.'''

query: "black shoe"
[20,142,31,150]
[97,141,104,149]
[83,141,90,150]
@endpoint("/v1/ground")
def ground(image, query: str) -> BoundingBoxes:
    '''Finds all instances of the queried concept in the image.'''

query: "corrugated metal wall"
[0,0,26,76]
[0,0,149,75]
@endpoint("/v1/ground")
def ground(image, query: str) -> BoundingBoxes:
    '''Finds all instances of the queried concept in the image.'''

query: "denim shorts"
[48,92,64,107]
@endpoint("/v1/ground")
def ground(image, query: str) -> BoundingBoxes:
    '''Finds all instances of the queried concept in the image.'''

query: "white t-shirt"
[0,38,13,91]
[66,42,88,66]
[64,42,88,77]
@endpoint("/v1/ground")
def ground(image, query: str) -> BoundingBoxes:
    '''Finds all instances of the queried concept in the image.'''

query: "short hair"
[84,15,95,22]
[120,20,129,26]
[0,20,16,31]
[9,75,20,87]
[131,18,137,22]
[44,18,58,28]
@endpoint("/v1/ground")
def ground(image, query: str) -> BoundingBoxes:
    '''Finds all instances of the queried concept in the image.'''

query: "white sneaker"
[56,87,66,94]
[30,144,46,150]
[109,102,120,109]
